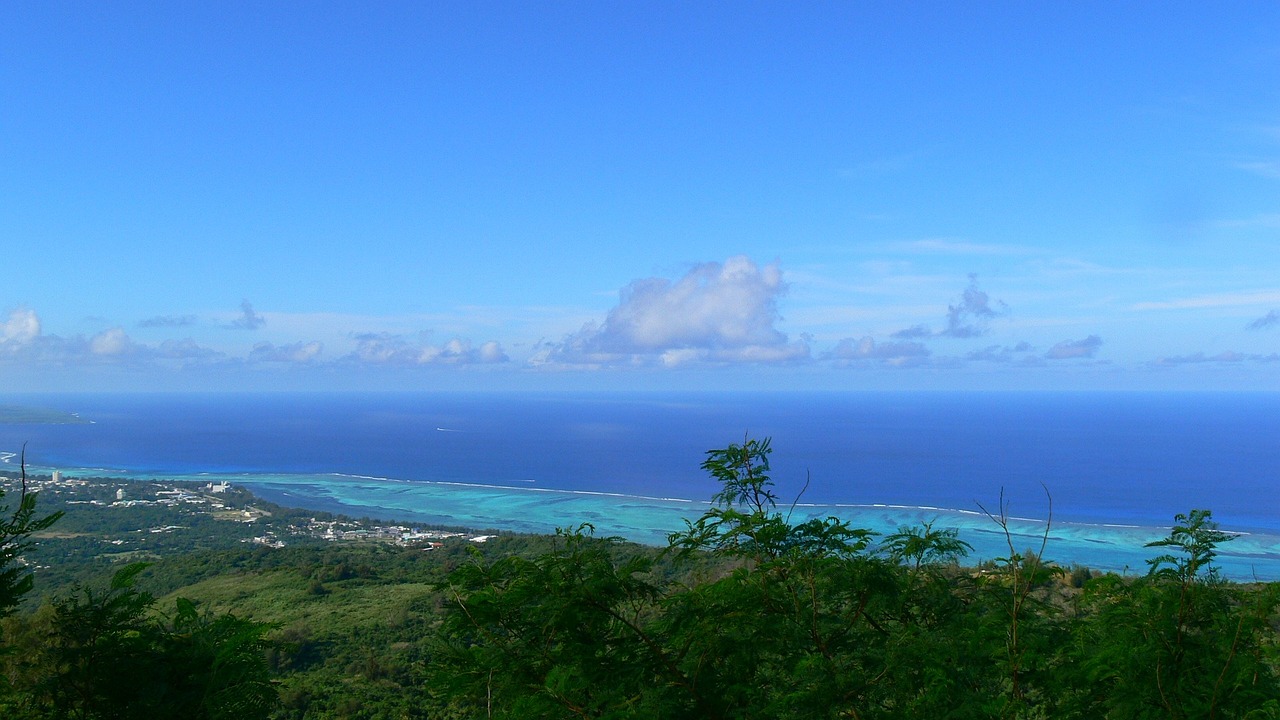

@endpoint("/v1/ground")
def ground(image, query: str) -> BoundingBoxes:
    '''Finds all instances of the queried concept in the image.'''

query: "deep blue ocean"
[4,392,1280,578]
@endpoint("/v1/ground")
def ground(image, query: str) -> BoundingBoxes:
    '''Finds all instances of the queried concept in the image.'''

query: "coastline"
[10,458,1280,581]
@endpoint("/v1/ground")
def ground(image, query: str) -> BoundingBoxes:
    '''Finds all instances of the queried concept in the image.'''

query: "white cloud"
[476,341,507,363]
[420,338,508,364]
[1,307,41,347]
[535,256,809,367]
[346,333,508,366]
[348,333,413,364]
[829,336,930,367]
[0,306,229,368]
[88,327,137,356]
[0,304,512,379]
[967,342,1036,363]
[155,338,225,361]
[249,341,324,363]
[1045,335,1103,360]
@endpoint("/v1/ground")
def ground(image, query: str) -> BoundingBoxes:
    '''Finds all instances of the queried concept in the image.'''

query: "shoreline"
[8,459,1280,581]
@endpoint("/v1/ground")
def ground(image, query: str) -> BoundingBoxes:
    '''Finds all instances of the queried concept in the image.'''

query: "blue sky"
[2,2,1279,391]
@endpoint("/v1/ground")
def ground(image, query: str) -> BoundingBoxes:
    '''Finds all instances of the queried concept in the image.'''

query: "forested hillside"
[3,439,1280,718]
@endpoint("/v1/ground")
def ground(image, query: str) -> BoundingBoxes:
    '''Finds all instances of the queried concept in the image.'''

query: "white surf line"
[241,472,711,505]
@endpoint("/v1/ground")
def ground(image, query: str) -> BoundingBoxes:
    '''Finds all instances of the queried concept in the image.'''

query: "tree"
[0,448,62,617]
[17,563,277,720]
[671,436,873,563]
[1146,508,1234,584]
[433,440,1280,719]
[1,448,62,715]
[434,525,681,718]
[1069,509,1280,719]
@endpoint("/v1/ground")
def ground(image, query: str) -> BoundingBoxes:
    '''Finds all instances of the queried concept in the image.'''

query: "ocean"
[3,391,1279,579]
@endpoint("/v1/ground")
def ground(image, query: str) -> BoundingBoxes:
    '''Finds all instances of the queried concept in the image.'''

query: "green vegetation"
[2,438,1280,718]
[0,453,61,617]
[432,439,1280,719]
[1,454,275,719]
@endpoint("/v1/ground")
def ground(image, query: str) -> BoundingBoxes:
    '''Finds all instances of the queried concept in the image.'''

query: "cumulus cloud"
[88,328,139,357]
[943,274,1009,338]
[417,338,509,365]
[155,338,225,361]
[1045,335,1103,360]
[346,333,508,366]
[1247,310,1280,330]
[0,305,511,376]
[0,308,69,362]
[348,333,423,365]
[829,337,930,367]
[0,307,229,369]
[1,307,41,347]
[249,341,324,364]
[228,300,266,330]
[535,256,808,367]
[139,314,197,328]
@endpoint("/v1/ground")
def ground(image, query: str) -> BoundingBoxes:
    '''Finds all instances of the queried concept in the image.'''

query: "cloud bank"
[346,333,508,366]
[250,341,324,363]
[0,306,512,382]
[966,342,1036,363]
[0,308,222,367]
[1153,351,1280,366]
[829,337,930,367]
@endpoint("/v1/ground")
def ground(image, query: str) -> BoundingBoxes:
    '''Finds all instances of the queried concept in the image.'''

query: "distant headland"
[0,405,90,425]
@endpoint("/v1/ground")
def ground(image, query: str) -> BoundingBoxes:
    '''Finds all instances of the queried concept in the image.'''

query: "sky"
[2,2,1279,392]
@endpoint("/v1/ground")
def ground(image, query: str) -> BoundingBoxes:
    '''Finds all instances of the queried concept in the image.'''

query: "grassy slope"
[141,544,485,719]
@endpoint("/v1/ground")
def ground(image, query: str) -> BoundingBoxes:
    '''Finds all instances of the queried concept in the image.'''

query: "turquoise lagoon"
[6,391,1280,580]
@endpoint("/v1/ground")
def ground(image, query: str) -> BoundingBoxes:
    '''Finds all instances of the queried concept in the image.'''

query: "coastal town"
[0,469,500,565]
